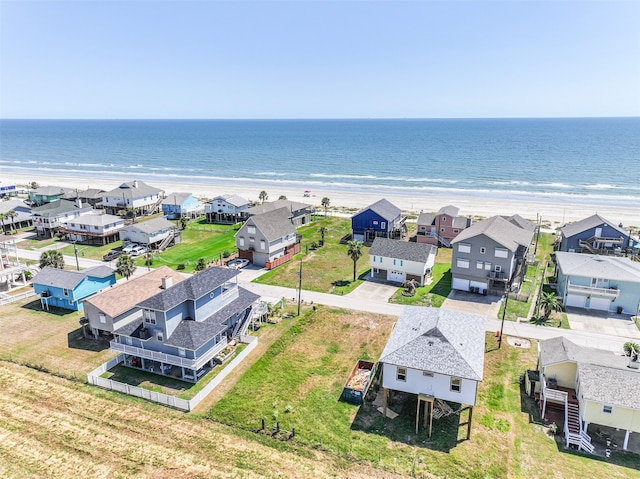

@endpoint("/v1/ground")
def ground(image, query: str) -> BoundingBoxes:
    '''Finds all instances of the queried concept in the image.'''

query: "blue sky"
[1,1,639,119]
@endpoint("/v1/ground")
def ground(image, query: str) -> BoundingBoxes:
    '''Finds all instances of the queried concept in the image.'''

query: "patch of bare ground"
[0,361,407,479]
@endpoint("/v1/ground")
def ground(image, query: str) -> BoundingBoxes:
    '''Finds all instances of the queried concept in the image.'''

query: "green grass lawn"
[389,263,452,307]
[206,306,639,478]
[254,217,371,294]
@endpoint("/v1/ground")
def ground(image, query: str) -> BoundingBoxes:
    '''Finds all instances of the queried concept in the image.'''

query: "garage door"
[452,277,470,292]
[470,281,488,293]
[388,270,405,283]
[588,297,611,311]
[565,294,587,308]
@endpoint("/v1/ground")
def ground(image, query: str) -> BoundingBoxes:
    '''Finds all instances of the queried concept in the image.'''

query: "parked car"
[103,249,123,261]
[129,245,148,257]
[122,243,138,254]
[227,258,250,269]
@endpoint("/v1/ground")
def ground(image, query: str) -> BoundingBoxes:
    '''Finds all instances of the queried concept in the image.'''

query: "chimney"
[75,198,82,208]
[133,180,139,188]
[161,276,173,289]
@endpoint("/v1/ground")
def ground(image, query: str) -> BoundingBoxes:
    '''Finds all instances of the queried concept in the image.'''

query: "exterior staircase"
[233,305,254,338]
[565,401,594,453]
[157,231,175,252]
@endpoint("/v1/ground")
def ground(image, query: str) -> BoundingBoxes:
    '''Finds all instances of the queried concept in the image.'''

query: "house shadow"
[350,389,465,453]
[67,327,110,352]
[21,299,75,317]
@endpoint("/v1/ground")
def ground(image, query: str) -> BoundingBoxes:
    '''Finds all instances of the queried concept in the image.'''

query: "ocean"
[1,118,639,206]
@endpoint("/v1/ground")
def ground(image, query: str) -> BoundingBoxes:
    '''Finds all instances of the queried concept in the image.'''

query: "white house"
[61,213,125,245]
[31,199,94,238]
[369,237,437,286]
[119,217,176,249]
[379,307,485,436]
[101,180,164,216]
[205,194,250,224]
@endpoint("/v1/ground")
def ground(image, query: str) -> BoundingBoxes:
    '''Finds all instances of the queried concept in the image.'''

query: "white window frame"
[156,331,164,341]
[480,247,486,254]
[99,314,106,324]
[476,261,484,269]
[239,237,245,247]
[456,258,470,269]
[247,226,256,234]
[495,265,502,272]
[381,222,386,229]
[260,240,266,250]
[422,371,434,377]
[178,348,186,357]
[451,377,462,393]
[397,367,407,382]
[458,243,471,253]
[495,247,509,258]
[484,262,492,270]
[143,309,157,325]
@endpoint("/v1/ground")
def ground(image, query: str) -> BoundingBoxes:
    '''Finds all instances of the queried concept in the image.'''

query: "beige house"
[534,337,640,453]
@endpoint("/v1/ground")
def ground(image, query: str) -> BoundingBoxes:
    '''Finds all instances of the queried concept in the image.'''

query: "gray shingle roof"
[353,199,401,222]
[246,199,312,216]
[32,199,92,218]
[539,337,640,410]
[138,266,239,311]
[369,237,436,264]
[162,192,194,206]
[451,215,533,251]
[164,287,260,350]
[33,186,74,196]
[213,194,249,207]
[67,213,123,227]
[561,214,629,239]
[417,212,436,226]
[503,214,537,232]
[122,217,175,234]
[555,252,640,282]
[437,205,460,217]
[240,207,296,242]
[379,307,485,381]
[33,265,115,290]
[0,199,31,214]
[78,188,106,200]
[103,180,163,199]
[452,216,472,228]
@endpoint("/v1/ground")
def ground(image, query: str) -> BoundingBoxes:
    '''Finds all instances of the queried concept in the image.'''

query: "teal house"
[33,265,116,311]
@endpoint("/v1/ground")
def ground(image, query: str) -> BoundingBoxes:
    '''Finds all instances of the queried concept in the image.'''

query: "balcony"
[567,282,620,298]
[488,271,507,281]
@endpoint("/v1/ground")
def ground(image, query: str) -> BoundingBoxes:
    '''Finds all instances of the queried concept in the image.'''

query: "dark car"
[103,249,123,261]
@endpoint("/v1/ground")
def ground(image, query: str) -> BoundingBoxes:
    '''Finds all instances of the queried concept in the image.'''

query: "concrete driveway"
[441,290,502,319]
[565,308,640,340]
[347,280,400,302]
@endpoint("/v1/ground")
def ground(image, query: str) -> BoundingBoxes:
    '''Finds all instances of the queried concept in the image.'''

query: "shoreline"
[6,172,640,227]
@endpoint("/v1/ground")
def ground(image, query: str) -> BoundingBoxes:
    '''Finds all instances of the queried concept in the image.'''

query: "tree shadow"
[67,327,110,352]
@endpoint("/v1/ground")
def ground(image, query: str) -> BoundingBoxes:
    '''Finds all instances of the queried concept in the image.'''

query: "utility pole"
[297,257,303,316]
[499,281,509,349]
[73,242,80,271]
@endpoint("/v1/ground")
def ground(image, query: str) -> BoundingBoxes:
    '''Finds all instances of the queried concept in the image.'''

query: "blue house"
[555,252,640,314]
[559,214,638,254]
[33,266,116,311]
[110,266,260,382]
[161,192,203,220]
[351,199,406,244]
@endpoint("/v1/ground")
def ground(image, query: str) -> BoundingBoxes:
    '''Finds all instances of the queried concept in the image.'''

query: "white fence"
[87,336,259,412]
[0,290,37,306]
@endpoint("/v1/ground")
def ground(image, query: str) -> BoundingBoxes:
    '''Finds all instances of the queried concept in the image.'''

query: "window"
[451,377,462,392]
[126,336,133,345]
[63,288,69,297]
[156,331,164,341]
[423,371,434,377]
[442,217,447,222]
[393,259,396,265]
[602,404,613,414]
[480,247,486,254]
[373,221,378,225]
[495,247,509,258]
[456,259,470,269]
[477,261,484,269]
[372,256,376,263]
[260,240,266,249]
[495,265,502,272]
[400,260,403,266]
[239,237,245,247]
[397,367,407,382]
[178,348,186,357]
[440,228,445,232]
[484,262,492,270]
[381,222,386,229]
[458,243,471,253]
[453,229,459,233]
[99,314,106,324]
[247,226,256,234]
[143,309,156,325]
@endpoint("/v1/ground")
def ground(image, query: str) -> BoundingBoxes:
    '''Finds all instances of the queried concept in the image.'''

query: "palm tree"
[318,226,326,246]
[116,254,137,280]
[347,240,363,282]
[39,250,64,269]
[259,191,268,204]
[540,291,563,322]
[321,197,330,217]
[6,210,18,232]
[0,212,6,233]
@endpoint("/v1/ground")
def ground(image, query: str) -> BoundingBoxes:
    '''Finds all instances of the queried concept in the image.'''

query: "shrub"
[549,422,558,435]
[222,250,231,258]
[623,342,640,357]
[177,263,185,270]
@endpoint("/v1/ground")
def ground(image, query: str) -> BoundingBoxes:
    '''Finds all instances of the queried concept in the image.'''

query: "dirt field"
[0,361,408,479]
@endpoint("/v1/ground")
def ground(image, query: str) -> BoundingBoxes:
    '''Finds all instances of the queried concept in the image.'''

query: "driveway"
[565,308,640,340]
[346,279,400,302]
[441,290,502,319]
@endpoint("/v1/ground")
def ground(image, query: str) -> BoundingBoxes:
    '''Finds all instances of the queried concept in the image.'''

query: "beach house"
[29,186,74,206]
[351,199,406,244]
[162,192,203,220]
[0,199,32,232]
[369,237,437,286]
[558,214,638,255]
[83,266,185,339]
[450,215,535,295]
[416,205,472,247]
[235,207,300,268]
[379,307,485,436]
[32,265,116,311]
[119,217,178,250]
[109,266,260,382]
[60,213,125,245]
[205,194,250,224]
[534,336,640,452]
[555,252,640,314]
[101,180,164,217]
[31,199,94,238]
[245,199,313,228]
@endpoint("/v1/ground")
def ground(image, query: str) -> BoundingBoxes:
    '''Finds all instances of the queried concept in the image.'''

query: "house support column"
[467,406,473,440]
[541,394,547,420]
[383,387,388,416]
[141,358,146,369]
[623,430,630,451]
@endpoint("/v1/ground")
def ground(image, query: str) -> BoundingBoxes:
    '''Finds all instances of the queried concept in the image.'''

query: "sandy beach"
[6,173,640,228]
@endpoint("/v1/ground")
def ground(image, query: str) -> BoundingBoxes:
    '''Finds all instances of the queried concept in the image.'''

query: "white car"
[129,246,148,257]
[227,258,249,269]
[122,243,138,254]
